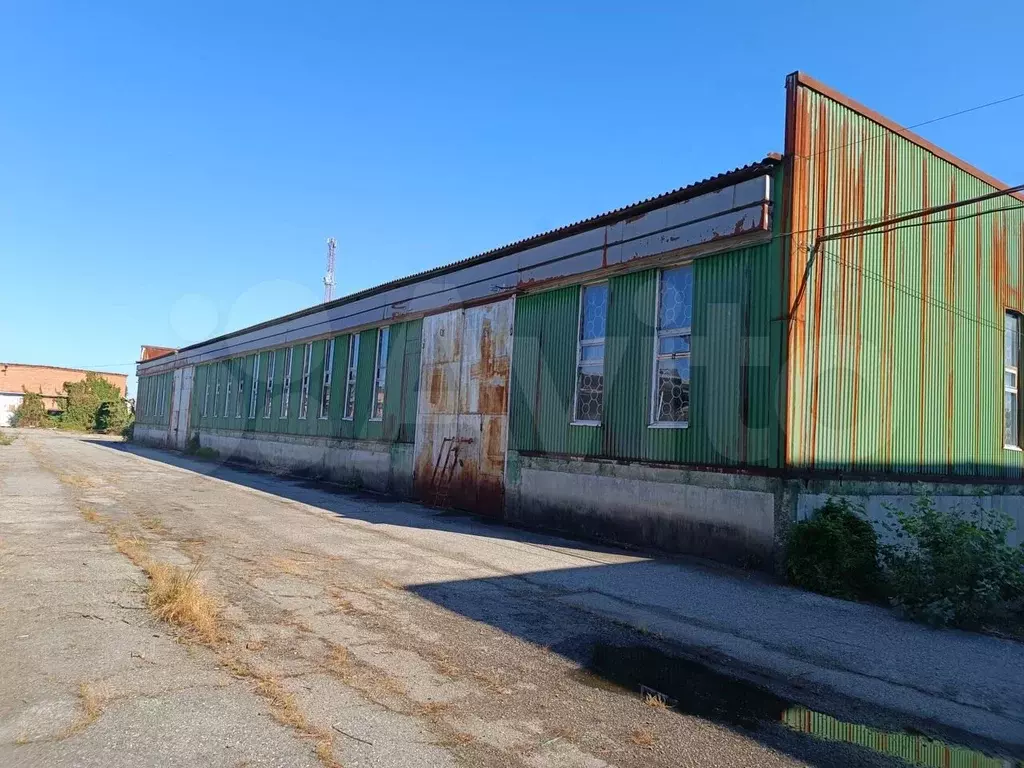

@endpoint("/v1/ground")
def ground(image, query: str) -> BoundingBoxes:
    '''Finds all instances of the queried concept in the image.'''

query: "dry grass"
[147,561,223,645]
[269,557,309,576]
[643,692,669,709]
[629,726,656,747]
[221,654,340,767]
[60,682,108,738]
[59,473,95,489]
[435,731,475,747]
[111,530,149,567]
[138,515,168,534]
[0,430,15,446]
[106,527,223,644]
[80,507,103,524]
[324,644,350,676]
[416,701,451,720]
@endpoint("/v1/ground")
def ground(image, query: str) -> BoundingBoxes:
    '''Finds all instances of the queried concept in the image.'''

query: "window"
[343,335,359,420]
[370,328,389,421]
[234,361,244,419]
[213,367,221,418]
[263,351,276,418]
[248,355,260,419]
[202,371,210,418]
[573,283,608,423]
[224,361,233,417]
[319,339,335,419]
[651,265,693,426]
[298,342,312,419]
[1006,313,1021,448]
[280,347,293,418]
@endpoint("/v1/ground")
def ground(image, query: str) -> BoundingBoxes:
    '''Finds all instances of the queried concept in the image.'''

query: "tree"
[11,390,48,427]
[61,373,124,431]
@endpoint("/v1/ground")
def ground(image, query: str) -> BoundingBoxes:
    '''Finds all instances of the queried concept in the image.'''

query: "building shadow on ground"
[85,437,1022,768]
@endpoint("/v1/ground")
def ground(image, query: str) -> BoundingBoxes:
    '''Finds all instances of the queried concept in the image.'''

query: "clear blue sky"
[3,1,1023,398]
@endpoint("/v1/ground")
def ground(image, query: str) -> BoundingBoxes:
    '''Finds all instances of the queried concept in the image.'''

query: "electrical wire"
[794,89,1024,161]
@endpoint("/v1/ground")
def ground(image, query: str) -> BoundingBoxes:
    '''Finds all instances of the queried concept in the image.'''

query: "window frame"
[224,360,233,417]
[212,366,221,418]
[1005,311,1021,450]
[263,350,276,419]
[319,339,335,420]
[234,361,244,419]
[571,281,608,427]
[248,354,260,420]
[202,371,210,418]
[280,347,293,418]
[649,264,693,429]
[343,334,359,421]
[369,327,389,422]
[298,342,312,420]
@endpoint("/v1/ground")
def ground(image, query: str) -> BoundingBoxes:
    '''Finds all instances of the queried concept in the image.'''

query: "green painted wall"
[189,319,422,445]
[136,371,173,427]
[509,230,784,468]
[786,79,1024,477]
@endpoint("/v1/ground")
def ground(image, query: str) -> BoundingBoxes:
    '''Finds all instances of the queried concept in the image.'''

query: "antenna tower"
[323,238,336,303]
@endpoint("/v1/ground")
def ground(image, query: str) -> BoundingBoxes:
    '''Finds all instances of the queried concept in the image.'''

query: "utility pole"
[323,238,336,303]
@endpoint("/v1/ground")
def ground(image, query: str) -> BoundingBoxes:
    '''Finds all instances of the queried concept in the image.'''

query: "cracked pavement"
[0,429,986,767]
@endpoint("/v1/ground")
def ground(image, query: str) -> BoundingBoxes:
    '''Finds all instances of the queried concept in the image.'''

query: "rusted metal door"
[413,299,512,517]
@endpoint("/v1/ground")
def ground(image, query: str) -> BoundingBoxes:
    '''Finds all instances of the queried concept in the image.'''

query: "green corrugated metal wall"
[509,229,784,467]
[188,318,421,444]
[782,706,1012,768]
[786,78,1024,477]
[135,371,172,427]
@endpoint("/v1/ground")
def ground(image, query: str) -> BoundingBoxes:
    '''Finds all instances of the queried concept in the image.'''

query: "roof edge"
[0,362,128,379]
[789,71,1024,202]
[166,155,781,359]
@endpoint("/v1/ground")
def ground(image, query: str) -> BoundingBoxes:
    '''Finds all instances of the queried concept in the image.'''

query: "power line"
[795,88,1024,161]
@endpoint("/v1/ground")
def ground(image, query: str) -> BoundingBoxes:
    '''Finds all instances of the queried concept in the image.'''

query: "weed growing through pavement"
[630,726,656,746]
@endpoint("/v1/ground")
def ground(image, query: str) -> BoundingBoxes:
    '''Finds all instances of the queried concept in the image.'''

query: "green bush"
[96,399,132,435]
[881,498,1024,629]
[11,391,49,427]
[61,373,123,432]
[786,498,885,601]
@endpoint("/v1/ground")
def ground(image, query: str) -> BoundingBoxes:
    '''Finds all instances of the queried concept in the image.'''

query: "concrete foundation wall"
[196,429,406,494]
[505,452,778,566]
[797,480,1024,548]
[134,424,174,448]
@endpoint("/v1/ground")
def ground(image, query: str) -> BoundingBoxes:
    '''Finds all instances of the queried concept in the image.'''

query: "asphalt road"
[0,429,979,767]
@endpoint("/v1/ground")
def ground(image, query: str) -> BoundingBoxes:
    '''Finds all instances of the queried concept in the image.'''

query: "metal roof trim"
[170,155,781,357]
[789,71,1024,203]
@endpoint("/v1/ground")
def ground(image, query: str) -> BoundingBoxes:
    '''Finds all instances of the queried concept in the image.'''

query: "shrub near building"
[787,496,1024,632]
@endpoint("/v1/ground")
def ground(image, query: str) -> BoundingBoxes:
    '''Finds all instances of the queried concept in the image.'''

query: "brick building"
[0,363,128,426]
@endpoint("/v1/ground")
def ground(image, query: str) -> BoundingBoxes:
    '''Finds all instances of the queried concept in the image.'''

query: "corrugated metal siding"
[189,320,420,444]
[782,707,1011,768]
[135,372,173,427]
[509,228,783,467]
[786,77,1024,477]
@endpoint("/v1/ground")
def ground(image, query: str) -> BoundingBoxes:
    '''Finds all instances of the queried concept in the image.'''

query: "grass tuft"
[147,560,223,645]
[629,726,656,747]
[0,431,15,446]
[80,507,103,524]
[59,682,108,738]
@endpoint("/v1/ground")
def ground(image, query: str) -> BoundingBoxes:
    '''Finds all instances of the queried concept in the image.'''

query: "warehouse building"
[136,72,1024,567]
[1,363,127,426]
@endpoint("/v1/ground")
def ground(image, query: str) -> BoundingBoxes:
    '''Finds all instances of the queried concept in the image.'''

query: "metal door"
[170,366,194,450]
[413,299,512,517]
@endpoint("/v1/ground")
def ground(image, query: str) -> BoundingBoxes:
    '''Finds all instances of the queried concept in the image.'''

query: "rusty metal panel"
[784,73,1024,478]
[413,299,513,516]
